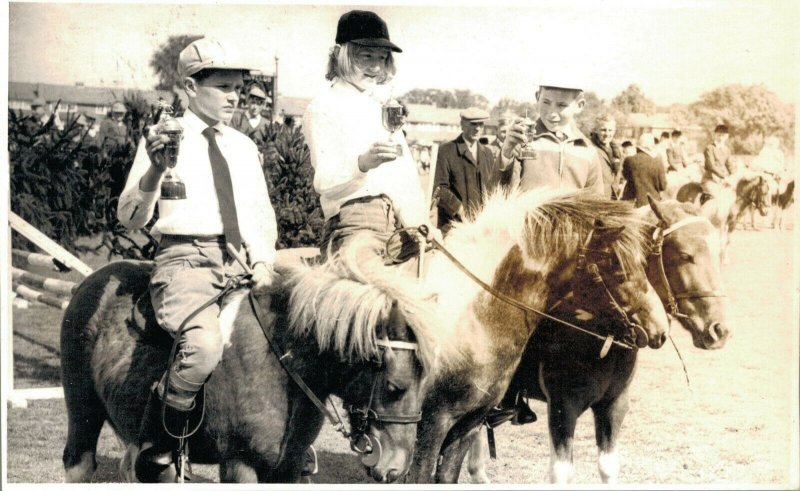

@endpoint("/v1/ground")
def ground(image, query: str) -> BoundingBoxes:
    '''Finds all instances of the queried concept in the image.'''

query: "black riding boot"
[511,392,537,426]
[135,389,193,483]
[486,391,537,428]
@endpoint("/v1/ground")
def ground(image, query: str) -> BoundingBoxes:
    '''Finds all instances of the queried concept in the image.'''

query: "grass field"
[6,221,798,485]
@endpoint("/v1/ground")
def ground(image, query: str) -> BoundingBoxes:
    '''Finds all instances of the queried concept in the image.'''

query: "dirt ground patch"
[6,226,798,485]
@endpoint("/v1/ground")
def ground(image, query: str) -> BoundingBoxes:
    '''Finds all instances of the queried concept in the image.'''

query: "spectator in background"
[666,129,687,171]
[97,102,128,151]
[229,85,270,138]
[432,107,497,234]
[590,115,623,199]
[419,144,431,173]
[702,124,734,196]
[31,97,64,129]
[621,132,666,207]
[657,130,671,168]
[489,113,515,187]
[621,139,636,158]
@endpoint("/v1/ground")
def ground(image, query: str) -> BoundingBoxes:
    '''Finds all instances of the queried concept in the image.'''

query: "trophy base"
[161,181,187,200]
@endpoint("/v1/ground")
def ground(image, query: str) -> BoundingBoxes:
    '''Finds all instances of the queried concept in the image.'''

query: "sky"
[7,1,800,107]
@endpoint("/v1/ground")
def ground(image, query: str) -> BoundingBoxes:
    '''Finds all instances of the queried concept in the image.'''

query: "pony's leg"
[62,376,108,482]
[546,398,580,483]
[436,425,479,483]
[220,458,259,483]
[407,413,456,483]
[466,428,490,484]
[591,390,630,484]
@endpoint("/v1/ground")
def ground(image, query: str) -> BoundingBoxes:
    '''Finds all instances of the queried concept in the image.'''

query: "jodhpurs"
[149,235,245,410]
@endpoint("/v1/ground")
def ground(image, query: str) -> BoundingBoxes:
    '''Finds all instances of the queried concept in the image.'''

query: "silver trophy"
[382,99,405,156]
[156,103,185,200]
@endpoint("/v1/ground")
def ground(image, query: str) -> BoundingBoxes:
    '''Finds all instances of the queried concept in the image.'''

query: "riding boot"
[511,392,537,426]
[485,391,519,428]
[135,386,195,483]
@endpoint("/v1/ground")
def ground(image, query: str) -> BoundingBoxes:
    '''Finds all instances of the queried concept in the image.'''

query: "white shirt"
[117,109,277,265]
[247,113,262,129]
[302,79,428,226]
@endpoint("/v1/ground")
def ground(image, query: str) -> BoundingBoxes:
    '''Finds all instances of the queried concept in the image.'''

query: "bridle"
[346,321,423,461]
[649,216,726,323]
[248,291,421,463]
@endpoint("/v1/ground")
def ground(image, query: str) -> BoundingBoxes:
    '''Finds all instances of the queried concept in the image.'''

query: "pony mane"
[283,234,448,370]
[449,187,650,275]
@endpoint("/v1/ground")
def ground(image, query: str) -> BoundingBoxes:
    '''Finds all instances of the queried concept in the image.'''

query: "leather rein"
[420,226,643,354]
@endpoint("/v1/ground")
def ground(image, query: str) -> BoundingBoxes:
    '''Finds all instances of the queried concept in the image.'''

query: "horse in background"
[405,189,671,483]
[772,179,794,230]
[457,197,729,484]
[676,172,771,264]
[61,237,449,483]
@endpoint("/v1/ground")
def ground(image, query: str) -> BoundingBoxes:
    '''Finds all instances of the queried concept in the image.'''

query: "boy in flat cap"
[303,9,440,262]
[500,83,604,195]
[117,38,278,482]
[432,107,499,234]
[229,85,270,139]
[98,101,128,151]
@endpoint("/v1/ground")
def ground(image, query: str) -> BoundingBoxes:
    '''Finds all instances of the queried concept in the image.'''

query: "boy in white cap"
[500,83,604,195]
[98,101,128,150]
[117,38,278,482]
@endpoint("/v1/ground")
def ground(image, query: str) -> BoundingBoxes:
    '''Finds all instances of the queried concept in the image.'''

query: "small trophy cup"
[157,103,185,200]
[382,98,405,156]
[519,117,538,160]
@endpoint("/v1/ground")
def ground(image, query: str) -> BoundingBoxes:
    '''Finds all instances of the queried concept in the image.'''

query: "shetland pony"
[405,189,670,483]
[61,238,450,483]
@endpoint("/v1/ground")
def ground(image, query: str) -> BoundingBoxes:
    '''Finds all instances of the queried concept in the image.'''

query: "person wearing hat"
[302,9,440,262]
[620,132,667,207]
[432,107,499,234]
[117,38,278,482]
[97,101,129,150]
[30,97,49,124]
[666,129,688,171]
[702,124,735,197]
[499,83,604,195]
[488,112,516,188]
[229,84,270,139]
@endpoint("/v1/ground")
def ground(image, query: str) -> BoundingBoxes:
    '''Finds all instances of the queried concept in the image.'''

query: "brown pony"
[405,189,670,483]
[452,197,730,484]
[61,237,450,483]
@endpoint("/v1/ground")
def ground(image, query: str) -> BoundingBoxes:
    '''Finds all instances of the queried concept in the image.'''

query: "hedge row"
[9,99,323,260]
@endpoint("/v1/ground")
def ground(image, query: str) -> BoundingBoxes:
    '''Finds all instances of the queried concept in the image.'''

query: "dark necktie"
[202,127,243,250]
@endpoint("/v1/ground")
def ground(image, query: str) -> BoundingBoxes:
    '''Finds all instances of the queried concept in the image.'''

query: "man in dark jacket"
[229,85,270,139]
[432,107,498,234]
[590,115,623,199]
[702,124,734,196]
[621,133,666,206]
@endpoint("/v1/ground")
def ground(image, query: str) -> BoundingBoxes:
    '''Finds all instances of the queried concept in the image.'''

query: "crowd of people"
[88,9,792,483]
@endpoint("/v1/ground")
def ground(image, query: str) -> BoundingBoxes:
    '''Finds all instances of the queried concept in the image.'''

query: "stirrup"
[301,445,318,477]
[485,407,517,429]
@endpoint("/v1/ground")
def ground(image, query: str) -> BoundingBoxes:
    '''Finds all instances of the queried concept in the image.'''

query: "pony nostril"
[387,469,400,482]
[711,322,728,341]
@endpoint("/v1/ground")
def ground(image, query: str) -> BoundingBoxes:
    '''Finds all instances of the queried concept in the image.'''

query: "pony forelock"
[285,233,447,370]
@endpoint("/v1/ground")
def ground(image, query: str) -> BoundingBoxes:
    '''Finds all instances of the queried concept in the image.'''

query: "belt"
[160,234,226,244]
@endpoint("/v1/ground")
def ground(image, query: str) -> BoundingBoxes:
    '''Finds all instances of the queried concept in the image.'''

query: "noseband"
[650,216,726,322]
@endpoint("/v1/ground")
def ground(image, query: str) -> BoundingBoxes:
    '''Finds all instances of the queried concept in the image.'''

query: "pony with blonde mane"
[61,236,445,483]
[406,188,670,483]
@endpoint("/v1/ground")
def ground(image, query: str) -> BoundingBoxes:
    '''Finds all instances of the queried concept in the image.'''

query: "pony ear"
[593,219,626,242]
[648,195,666,222]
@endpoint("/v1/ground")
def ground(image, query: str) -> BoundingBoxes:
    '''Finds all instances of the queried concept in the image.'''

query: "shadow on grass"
[12,352,62,386]
[89,450,377,484]
[14,330,61,357]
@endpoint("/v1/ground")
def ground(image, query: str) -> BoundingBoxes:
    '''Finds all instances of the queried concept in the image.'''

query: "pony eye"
[679,253,694,263]
[386,381,404,394]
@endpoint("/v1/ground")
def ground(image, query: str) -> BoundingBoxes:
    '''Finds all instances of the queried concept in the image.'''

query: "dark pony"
[772,179,794,230]
[405,189,670,483]
[61,236,449,483]
[452,198,730,484]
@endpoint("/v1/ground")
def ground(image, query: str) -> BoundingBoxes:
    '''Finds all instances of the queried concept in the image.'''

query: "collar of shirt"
[532,119,588,146]
[181,109,227,137]
[247,113,262,127]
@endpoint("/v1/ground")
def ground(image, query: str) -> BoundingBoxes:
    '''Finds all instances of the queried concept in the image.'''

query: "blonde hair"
[325,42,397,85]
